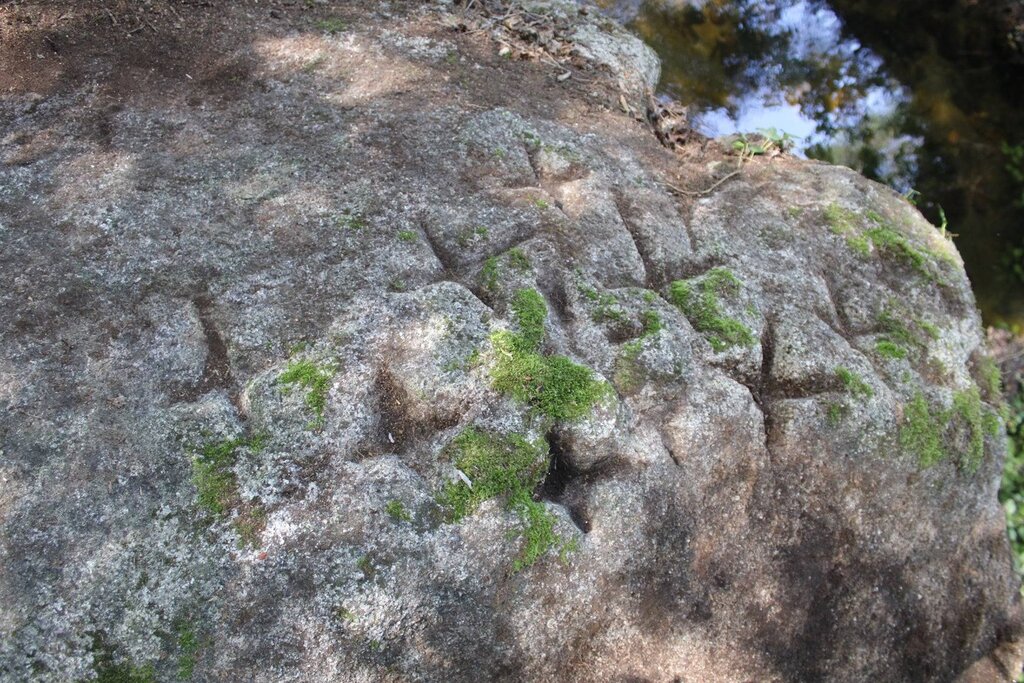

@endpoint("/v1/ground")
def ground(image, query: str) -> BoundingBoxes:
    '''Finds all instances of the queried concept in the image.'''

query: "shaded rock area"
[0,1,1021,681]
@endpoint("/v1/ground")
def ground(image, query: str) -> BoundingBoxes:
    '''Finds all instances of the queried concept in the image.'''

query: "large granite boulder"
[0,1,1019,681]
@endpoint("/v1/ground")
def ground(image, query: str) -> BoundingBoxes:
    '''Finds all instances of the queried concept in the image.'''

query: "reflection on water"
[601,0,1024,327]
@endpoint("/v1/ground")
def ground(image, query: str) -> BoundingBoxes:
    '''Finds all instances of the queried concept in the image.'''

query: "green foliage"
[668,268,755,352]
[385,499,413,523]
[875,306,936,361]
[836,366,873,399]
[397,229,417,242]
[490,289,607,420]
[190,435,266,542]
[614,340,644,394]
[534,198,550,209]
[278,358,334,429]
[438,428,574,570]
[335,211,366,231]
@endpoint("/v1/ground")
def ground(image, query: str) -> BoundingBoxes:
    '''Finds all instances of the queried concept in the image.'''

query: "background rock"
[0,1,1020,681]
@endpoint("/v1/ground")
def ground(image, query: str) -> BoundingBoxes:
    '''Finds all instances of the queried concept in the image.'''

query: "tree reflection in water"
[600,0,1024,327]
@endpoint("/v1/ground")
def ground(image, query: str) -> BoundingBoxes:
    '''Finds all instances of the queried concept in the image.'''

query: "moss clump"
[192,436,258,517]
[490,289,607,420]
[875,339,908,360]
[278,358,334,429]
[481,256,499,292]
[176,623,201,681]
[826,401,847,425]
[509,288,546,351]
[613,340,644,394]
[190,435,266,536]
[397,230,417,242]
[507,248,530,271]
[836,366,873,399]
[864,223,933,279]
[90,636,156,683]
[900,392,947,468]
[316,17,347,34]
[592,292,627,324]
[899,387,999,471]
[875,306,936,361]
[979,356,1003,403]
[438,428,573,570]
[640,309,663,336]
[830,207,946,281]
[385,499,413,523]
[668,268,755,352]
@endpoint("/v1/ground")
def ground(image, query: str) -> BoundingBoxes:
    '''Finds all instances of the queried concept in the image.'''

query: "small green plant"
[668,268,755,352]
[534,198,550,210]
[437,428,575,570]
[336,211,366,231]
[397,230,417,243]
[385,499,413,523]
[481,256,500,292]
[490,289,607,420]
[836,366,873,399]
[316,17,347,34]
[278,358,334,429]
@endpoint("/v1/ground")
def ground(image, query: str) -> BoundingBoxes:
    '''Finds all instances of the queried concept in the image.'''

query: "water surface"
[601,0,1024,327]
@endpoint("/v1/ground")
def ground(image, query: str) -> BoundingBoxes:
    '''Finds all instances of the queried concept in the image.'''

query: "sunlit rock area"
[0,1,1021,681]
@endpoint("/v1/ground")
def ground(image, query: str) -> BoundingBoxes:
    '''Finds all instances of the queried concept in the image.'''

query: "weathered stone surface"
[0,1,1020,681]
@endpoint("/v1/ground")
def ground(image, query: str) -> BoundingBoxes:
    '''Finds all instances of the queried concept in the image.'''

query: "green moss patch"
[385,499,413,523]
[189,435,267,546]
[89,636,156,683]
[827,205,948,282]
[438,428,574,570]
[191,435,262,517]
[899,387,1000,471]
[278,358,334,430]
[874,306,936,361]
[490,289,607,420]
[836,366,873,399]
[668,268,755,352]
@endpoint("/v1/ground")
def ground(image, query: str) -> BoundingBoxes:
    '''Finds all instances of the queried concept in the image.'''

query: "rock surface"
[0,1,1021,681]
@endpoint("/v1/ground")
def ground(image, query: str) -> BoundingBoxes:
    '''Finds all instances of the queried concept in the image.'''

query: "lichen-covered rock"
[0,1,1020,681]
